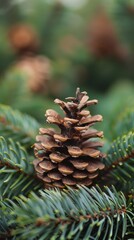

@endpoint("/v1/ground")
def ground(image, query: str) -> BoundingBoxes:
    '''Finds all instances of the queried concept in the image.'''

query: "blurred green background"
[0,0,134,139]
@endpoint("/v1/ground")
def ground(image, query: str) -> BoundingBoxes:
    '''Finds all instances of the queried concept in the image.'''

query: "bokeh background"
[0,0,134,141]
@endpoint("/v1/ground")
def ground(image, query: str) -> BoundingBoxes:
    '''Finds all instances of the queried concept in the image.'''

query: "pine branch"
[113,108,134,138]
[0,136,42,198]
[8,186,134,240]
[0,136,43,237]
[102,132,134,183]
[0,104,40,148]
[0,201,14,238]
[126,190,134,239]
[115,180,134,195]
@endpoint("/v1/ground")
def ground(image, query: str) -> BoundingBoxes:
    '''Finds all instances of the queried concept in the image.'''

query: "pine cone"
[87,10,126,60]
[34,88,105,188]
[9,24,38,54]
[15,55,50,93]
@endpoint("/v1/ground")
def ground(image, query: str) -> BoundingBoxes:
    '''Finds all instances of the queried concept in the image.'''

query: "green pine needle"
[0,136,42,198]
[8,186,134,240]
[103,132,134,184]
[0,104,40,148]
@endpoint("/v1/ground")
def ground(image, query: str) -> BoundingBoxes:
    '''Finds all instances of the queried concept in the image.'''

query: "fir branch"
[9,186,134,240]
[0,201,14,238]
[125,191,134,239]
[115,180,134,195]
[113,108,134,138]
[0,104,40,148]
[102,132,134,183]
[0,136,43,237]
[0,137,42,198]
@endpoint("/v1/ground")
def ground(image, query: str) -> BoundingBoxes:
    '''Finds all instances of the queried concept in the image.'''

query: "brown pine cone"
[15,55,50,93]
[9,24,39,54]
[87,10,127,60]
[34,88,105,188]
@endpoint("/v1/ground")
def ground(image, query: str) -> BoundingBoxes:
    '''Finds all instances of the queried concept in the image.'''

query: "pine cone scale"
[83,141,104,148]
[73,170,88,179]
[39,128,56,136]
[82,148,101,158]
[43,176,52,183]
[62,177,77,186]
[88,172,98,179]
[67,146,83,157]
[58,163,74,175]
[78,178,92,186]
[54,134,69,142]
[39,161,56,171]
[70,159,89,170]
[49,152,67,163]
[41,138,58,150]
[47,171,62,181]
[79,115,103,125]
[81,129,103,138]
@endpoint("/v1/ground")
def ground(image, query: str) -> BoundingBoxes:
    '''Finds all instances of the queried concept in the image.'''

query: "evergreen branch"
[0,104,40,148]
[0,137,43,237]
[126,190,134,239]
[103,132,134,183]
[0,137,42,198]
[115,180,134,195]
[0,201,14,238]
[9,186,134,240]
[113,108,134,138]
